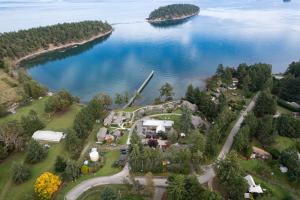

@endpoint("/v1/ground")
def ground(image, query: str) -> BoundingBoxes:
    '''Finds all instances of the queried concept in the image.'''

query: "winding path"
[65,93,259,200]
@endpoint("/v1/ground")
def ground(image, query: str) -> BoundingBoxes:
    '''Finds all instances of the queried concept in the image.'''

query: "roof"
[143,119,174,127]
[97,127,107,138]
[156,125,166,133]
[252,146,271,156]
[273,75,284,80]
[113,130,121,137]
[244,175,264,193]
[32,130,65,143]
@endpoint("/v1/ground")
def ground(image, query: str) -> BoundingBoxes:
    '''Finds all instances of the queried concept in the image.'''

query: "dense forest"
[0,21,112,61]
[273,61,300,104]
[148,4,200,21]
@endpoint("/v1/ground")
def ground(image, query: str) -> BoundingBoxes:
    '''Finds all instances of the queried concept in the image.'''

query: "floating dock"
[123,70,154,109]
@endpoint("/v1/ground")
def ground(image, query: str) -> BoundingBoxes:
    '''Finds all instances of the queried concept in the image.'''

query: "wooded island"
[0,20,112,64]
[147,4,200,23]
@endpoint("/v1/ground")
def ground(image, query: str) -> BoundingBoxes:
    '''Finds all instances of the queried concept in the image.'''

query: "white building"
[244,175,264,194]
[32,130,65,143]
[142,119,174,134]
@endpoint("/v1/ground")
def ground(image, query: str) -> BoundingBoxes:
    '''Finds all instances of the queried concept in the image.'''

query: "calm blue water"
[1,0,300,103]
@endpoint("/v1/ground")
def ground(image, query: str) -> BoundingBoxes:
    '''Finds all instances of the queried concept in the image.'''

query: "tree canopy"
[0,21,112,60]
[148,4,199,21]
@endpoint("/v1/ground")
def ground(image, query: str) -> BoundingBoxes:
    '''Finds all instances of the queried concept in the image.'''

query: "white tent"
[244,175,263,193]
[143,119,174,127]
[32,130,65,143]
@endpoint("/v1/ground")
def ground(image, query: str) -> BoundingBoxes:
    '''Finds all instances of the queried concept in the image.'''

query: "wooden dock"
[123,70,154,109]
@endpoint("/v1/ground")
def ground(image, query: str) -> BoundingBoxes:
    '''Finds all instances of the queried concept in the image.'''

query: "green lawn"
[78,184,144,200]
[1,143,68,200]
[0,98,82,200]
[0,153,25,199]
[277,105,292,115]
[0,97,49,125]
[117,132,129,145]
[45,104,82,131]
[238,157,300,199]
[56,150,122,200]
[0,97,82,131]
[272,136,299,152]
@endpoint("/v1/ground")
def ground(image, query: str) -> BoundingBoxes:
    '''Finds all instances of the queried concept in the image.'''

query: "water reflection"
[22,33,111,68]
[149,15,198,29]
[2,0,300,104]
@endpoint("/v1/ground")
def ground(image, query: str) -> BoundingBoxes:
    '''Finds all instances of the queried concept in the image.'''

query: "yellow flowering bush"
[34,172,61,200]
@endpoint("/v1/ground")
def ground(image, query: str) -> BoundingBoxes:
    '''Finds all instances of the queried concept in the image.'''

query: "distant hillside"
[147,4,200,22]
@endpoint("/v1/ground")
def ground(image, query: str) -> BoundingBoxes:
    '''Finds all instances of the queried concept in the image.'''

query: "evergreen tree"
[160,82,174,101]
[25,140,48,164]
[21,110,45,137]
[54,156,67,173]
[11,162,31,184]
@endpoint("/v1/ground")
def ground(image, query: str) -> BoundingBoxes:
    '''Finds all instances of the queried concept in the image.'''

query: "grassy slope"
[78,184,144,200]
[0,70,22,105]
[0,97,48,125]
[239,158,300,199]
[0,98,81,199]
[56,150,121,200]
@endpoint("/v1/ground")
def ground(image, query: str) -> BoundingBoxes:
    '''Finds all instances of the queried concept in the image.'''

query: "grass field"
[0,70,22,105]
[0,97,49,125]
[0,143,68,200]
[239,157,300,199]
[56,150,122,200]
[272,136,299,152]
[117,132,129,145]
[277,105,293,114]
[0,98,82,199]
[78,184,144,200]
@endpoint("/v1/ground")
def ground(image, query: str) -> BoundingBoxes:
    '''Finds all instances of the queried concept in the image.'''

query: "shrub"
[45,90,74,113]
[81,165,89,174]
[64,160,80,181]
[100,187,118,200]
[25,140,48,164]
[54,156,66,173]
[34,172,61,200]
[11,163,31,184]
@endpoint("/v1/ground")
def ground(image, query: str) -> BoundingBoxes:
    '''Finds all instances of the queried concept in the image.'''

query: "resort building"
[142,119,174,134]
[32,130,65,143]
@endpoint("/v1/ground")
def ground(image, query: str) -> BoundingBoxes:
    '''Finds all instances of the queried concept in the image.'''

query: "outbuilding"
[97,127,107,142]
[244,175,264,194]
[32,130,65,143]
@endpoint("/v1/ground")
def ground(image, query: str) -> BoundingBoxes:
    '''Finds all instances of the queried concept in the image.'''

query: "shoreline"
[147,12,199,23]
[15,29,113,66]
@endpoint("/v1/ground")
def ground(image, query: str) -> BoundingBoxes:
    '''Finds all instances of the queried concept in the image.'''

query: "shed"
[97,127,107,142]
[113,130,122,138]
[32,130,65,143]
[244,175,263,194]
[252,146,271,159]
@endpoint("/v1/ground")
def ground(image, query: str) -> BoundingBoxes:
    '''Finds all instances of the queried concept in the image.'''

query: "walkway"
[65,93,259,200]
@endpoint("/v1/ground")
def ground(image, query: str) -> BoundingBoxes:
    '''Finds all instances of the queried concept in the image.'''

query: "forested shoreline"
[148,4,200,22]
[0,21,112,64]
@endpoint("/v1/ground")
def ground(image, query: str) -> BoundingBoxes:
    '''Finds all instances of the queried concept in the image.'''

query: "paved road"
[217,92,259,160]
[65,93,259,200]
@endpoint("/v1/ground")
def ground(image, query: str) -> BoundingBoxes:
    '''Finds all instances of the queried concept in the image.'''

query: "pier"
[123,70,154,109]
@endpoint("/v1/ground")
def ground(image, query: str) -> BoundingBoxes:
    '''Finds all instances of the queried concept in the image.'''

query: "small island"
[147,4,200,24]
